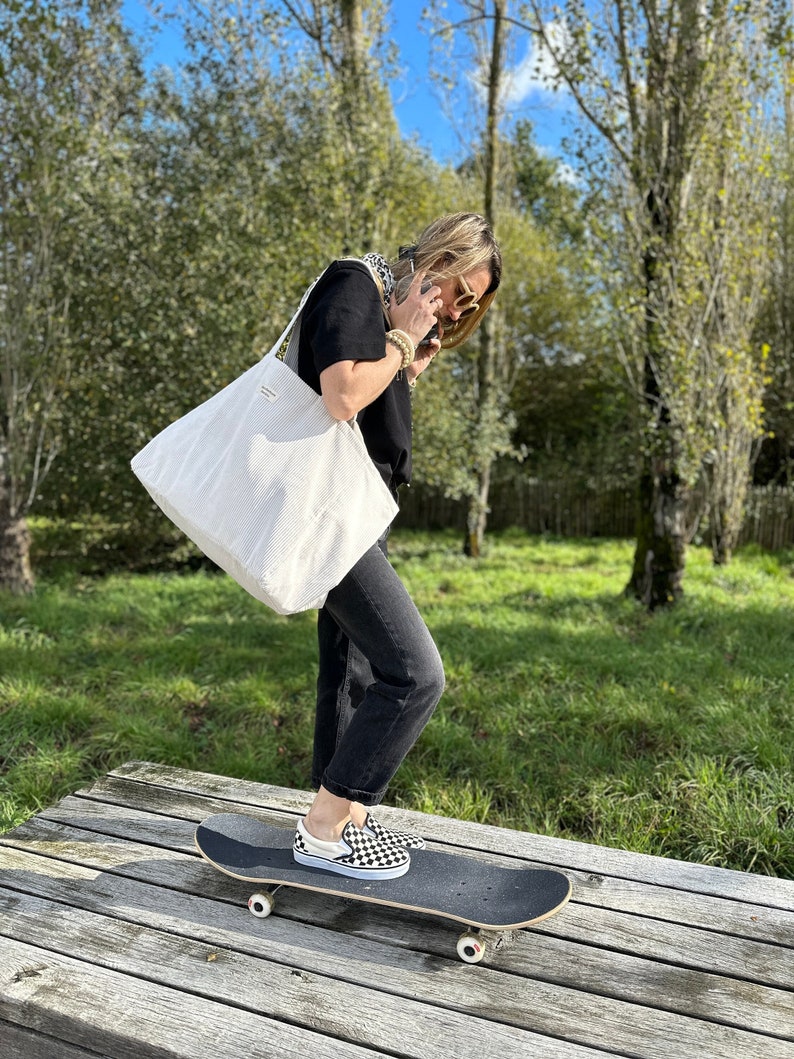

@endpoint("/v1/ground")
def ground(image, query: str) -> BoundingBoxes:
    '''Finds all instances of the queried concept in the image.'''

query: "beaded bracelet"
[385,329,416,370]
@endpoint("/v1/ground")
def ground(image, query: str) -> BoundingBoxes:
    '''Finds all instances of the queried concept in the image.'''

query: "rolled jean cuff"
[319,769,386,807]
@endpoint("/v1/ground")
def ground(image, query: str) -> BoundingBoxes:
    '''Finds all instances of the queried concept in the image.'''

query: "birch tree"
[521,0,783,600]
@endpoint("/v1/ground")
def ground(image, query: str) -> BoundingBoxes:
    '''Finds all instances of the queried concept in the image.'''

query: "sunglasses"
[426,273,480,321]
[452,274,480,318]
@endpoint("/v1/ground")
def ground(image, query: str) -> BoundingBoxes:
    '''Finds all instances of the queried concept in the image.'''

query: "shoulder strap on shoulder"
[281,257,389,371]
[337,256,391,325]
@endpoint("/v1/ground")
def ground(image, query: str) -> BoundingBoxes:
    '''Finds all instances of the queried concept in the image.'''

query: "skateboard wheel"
[457,932,485,964]
[248,891,275,918]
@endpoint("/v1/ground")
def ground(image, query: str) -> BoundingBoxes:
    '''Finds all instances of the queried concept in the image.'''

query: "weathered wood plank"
[532,900,793,990]
[32,794,794,952]
[0,937,383,1059]
[0,889,614,1059]
[1,844,791,1039]
[2,761,791,1059]
[0,1021,102,1059]
[570,872,794,947]
[3,821,791,1059]
[76,774,302,831]
[102,762,794,910]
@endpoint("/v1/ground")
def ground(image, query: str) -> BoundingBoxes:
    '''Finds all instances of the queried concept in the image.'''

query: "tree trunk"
[465,457,492,558]
[0,441,34,593]
[339,0,365,89]
[463,0,504,558]
[0,514,34,594]
[711,534,731,567]
[625,459,687,608]
[625,349,690,607]
[623,156,689,608]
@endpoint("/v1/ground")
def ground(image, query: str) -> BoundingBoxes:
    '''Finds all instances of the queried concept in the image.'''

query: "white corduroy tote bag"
[131,265,398,614]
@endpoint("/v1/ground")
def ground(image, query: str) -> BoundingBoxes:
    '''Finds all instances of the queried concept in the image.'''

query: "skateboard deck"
[195,813,571,962]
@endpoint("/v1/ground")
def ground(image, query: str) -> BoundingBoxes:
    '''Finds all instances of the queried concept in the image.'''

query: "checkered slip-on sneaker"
[363,813,426,850]
[293,818,410,880]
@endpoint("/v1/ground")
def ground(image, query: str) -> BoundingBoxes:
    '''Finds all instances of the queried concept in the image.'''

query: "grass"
[1,528,793,878]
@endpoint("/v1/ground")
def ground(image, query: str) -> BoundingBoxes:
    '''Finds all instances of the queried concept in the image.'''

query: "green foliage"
[11,0,791,596]
[510,119,584,245]
[0,0,145,525]
[753,58,794,488]
[7,0,612,569]
[1,530,792,877]
[39,0,462,533]
[44,13,296,524]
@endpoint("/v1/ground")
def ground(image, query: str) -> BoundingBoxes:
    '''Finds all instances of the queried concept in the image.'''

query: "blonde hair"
[391,212,502,348]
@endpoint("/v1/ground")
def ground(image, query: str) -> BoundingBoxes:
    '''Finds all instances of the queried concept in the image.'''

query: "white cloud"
[556,160,580,188]
[503,21,571,108]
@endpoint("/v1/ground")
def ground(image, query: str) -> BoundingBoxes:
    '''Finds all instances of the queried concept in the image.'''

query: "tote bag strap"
[275,279,321,370]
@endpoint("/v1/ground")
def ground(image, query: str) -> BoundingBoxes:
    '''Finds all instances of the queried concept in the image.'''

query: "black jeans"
[312,532,445,805]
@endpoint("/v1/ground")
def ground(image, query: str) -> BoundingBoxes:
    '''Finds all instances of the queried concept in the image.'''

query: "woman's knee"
[415,640,445,706]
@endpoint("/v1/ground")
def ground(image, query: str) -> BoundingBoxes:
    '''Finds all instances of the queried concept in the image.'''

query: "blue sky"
[121,1,573,166]
[388,1,573,163]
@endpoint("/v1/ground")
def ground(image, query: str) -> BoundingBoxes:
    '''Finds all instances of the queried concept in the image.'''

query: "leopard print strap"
[362,252,395,308]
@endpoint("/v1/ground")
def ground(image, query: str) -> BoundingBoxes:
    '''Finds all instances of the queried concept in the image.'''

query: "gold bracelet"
[385,329,415,370]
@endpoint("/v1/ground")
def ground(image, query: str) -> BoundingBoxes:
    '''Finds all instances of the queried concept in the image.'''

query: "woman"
[293,212,502,879]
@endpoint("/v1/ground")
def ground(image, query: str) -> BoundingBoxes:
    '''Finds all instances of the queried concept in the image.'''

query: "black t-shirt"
[297,259,412,491]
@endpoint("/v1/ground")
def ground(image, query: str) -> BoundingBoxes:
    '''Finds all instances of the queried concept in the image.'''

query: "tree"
[423,0,518,556]
[464,0,510,556]
[46,6,296,529]
[522,0,783,602]
[421,3,608,551]
[0,0,144,591]
[271,0,415,253]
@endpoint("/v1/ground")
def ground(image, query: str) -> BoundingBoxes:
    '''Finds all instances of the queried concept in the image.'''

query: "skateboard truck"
[248,888,502,964]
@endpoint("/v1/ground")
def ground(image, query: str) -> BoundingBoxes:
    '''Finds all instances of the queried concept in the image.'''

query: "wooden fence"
[397,480,794,551]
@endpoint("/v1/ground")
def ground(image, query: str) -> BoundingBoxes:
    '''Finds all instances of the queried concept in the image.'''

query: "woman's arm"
[320,271,441,421]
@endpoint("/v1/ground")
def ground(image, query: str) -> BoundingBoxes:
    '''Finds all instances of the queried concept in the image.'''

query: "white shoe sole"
[293,848,410,880]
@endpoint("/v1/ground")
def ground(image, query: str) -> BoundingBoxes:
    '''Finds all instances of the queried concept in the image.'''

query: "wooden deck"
[0,761,792,1058]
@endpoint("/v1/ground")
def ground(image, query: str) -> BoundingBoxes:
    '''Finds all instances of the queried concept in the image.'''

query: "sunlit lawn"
[1,528,792,877]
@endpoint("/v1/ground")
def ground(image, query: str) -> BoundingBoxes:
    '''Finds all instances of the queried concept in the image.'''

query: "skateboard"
[194,813,572,963]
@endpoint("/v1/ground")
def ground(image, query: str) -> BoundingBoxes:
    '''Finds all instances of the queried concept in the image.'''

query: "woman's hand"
[405,328,442,384]
[389,270,442,349]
